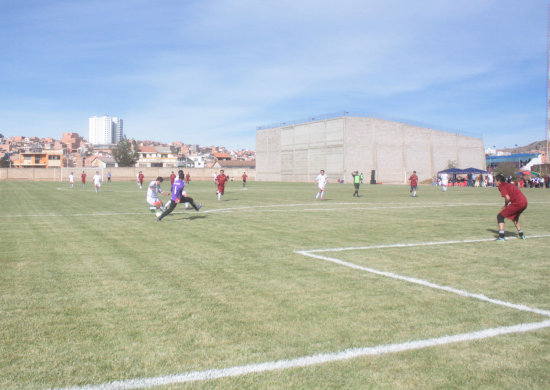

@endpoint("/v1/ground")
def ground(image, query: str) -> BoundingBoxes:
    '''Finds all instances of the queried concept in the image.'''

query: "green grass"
[0,180,549,389]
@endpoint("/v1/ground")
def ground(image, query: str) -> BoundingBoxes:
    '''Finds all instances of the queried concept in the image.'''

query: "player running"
[409,170,418,197]
[315,169,328,200]
[216,169,228,201]
[157,171,202,222]
[147,177,170,217]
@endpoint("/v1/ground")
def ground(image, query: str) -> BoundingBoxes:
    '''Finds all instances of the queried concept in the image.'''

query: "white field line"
[0,201,525,219]
[2,200,550,219]
[52,236,550,390]
[56,320,550,390]
[296,236,550,318]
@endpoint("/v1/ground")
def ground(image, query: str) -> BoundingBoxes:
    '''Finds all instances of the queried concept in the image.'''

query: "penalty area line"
[54,320,550,390]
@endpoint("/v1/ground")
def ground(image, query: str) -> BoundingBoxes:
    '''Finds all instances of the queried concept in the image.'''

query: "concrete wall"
[0,167,255,182]
[256,116,486,183]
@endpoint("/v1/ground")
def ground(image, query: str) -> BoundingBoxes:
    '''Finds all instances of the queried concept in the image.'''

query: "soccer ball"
[155,210,162,218]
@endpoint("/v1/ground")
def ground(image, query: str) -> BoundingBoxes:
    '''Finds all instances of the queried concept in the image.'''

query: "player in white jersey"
[315,169,328,200]
[69,172,74,188]
[147,176,170,215]
[93,171,102,193]
[440,173,449,192]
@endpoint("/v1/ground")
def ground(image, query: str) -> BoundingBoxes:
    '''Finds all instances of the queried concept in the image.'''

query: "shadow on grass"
[486,228,519,238]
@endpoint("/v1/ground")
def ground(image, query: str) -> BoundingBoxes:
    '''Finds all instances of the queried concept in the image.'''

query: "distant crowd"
[432,172,549,188]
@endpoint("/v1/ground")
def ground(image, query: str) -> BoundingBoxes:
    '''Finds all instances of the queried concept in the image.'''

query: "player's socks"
[498,230,505,239]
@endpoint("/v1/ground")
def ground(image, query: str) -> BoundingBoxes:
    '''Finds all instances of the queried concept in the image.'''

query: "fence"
[0,167,255,182]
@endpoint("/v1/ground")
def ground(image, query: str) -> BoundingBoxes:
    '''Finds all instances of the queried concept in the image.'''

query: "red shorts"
[217,185,225,195]
[500,203,527,221]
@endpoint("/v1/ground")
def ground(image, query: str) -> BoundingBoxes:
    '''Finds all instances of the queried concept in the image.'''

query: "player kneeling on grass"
[157,171,202,222]
[147,177,170,217]
[495,173,527,241]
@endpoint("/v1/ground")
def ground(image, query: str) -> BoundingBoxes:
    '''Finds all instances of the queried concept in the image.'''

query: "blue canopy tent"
[437,168,465,174]
[462,167,489,174]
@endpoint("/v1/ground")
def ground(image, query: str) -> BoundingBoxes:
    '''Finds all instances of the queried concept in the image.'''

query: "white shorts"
[147,196,161,206]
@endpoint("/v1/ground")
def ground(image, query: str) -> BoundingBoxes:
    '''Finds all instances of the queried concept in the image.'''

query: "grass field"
[1,179,549,389]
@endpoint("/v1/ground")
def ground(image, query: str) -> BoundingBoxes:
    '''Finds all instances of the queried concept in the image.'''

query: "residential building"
[15,150,63,168]
[136,146,179,168]
[89,115,123,145]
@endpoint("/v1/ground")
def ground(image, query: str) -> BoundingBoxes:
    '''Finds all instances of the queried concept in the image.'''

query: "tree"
[0,154,11,168]
[112,137,139,167]
[494,162,518,179]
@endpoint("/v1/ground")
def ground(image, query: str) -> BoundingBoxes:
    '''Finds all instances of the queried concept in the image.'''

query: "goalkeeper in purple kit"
[157,171,201,222]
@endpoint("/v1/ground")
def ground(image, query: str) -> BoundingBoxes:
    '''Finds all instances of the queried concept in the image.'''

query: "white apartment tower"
[88,115,124,144]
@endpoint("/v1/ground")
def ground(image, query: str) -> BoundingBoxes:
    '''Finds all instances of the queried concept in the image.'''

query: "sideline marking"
[57,321,550,390]
[3,200,550,219]
[53,236,550,390]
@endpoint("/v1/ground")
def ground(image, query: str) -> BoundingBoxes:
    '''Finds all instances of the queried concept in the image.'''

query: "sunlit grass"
[0,180,549,389]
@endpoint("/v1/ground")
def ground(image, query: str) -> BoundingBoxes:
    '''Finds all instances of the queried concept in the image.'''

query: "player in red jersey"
[242,171,247,188]
[495,174,527,241]
[216,169,228,201]
[409,170,418,197]
[81,171,87,187]
[169,171,176,185]
[138,171,144,189]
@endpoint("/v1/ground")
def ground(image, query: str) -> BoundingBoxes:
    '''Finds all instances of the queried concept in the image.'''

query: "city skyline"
[0,1,547,150]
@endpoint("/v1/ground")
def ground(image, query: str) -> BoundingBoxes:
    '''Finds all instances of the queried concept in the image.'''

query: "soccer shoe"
[519,234,526,240]
[157,217,162,222]
[196,202,202,211]
[496,237,506,241]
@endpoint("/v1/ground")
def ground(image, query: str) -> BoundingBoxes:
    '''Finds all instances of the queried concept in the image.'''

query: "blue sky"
[0,0,547,150]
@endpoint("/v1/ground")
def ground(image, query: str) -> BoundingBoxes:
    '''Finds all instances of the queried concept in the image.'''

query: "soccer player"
[242,171,247,188]
[352,170,360,197]
[69,172,74,188]
[157,172,202,221]
[81,171,86,187]
[93,171,102,193]
[169,171,176,185]
[147,176,170,215]
[495,173,527,241]
[315,169,328,200]
[440,172,449,192]
[137,171,144,189]
[216,169,228,201]
[409,170,418,197]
